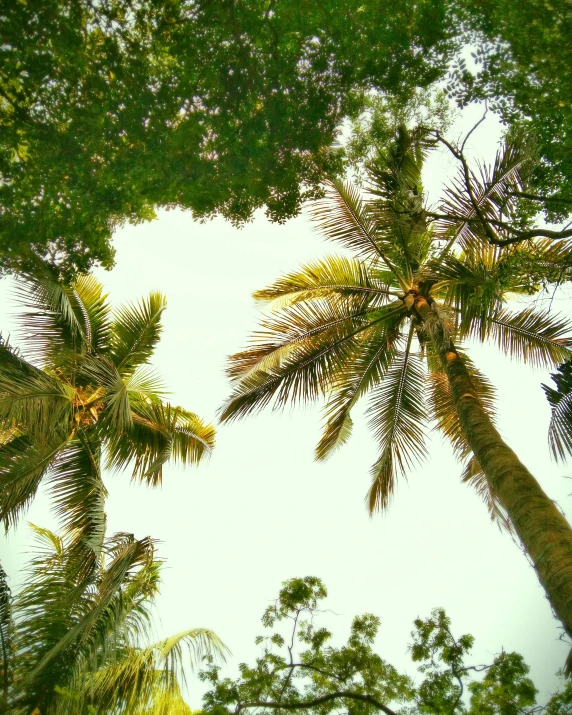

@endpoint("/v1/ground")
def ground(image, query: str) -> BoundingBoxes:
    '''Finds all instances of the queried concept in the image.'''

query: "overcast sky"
[2,108,572,705]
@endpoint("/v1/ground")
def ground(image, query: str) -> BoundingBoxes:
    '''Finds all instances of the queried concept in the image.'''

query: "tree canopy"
[200,576,571,715]
[1,525,226,714]
[0,0,454,276]
[0,262,215,584]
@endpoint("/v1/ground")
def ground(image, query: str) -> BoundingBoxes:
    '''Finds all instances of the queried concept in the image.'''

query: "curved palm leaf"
[0,432,70,530]
[482,307,572,368]
[106,401,215,486]
[316,315,403,460]
[222,300,405,421]
[254,255,396,310]
[47,430,107,580]
[110,293,166,375]
[0,344,74,442]
[9,526,225,714]
[366,324,428,513]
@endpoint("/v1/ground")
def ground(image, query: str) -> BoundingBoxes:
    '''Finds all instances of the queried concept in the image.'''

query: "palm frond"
[316,316,403,460]
[22,532,157,687]
[222,302,406,422]
[366,325,428,513]
[481,307,572,368]
[545,367,572,461]
[0,433,70,530]
[47,431,107,580]
[437,132,535,252]
[0,563,13,704]
[253,255,396,310]
[15,265,94,365]
[73,274,112,354]
[106,402,215,486]
[461,457,513,534]
[110,293,166,375]
[85,628,227,711]
[0,344,74,442]
[309,180,398,271]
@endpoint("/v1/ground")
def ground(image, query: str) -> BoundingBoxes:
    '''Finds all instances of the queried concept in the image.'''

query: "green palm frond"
[253,255,396,310]
[309,180,399,275]
[366,325,428,513]
[430,247,505,340]
[222,301,405,422]
[73,274,112,354]
[0,433,70,530]
[106,402,215,486]
[0,343,74,442]
[316,317,403,460]
[22,532,157,688]
[480,307,572,368]
[0,563,13,704]
[545,373,572,461]
[461,458,513,533]
[15,267,92,366]
[47,431,107,579]
[110,293,166,375]
[437,132,534,252]
[226,298,379,383]
[85,628,227,711]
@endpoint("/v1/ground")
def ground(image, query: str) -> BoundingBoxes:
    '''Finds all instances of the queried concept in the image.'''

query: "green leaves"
[6,526,225,714]
[110,292,166,374]
[201,577,568,715]
[0,265,214,579]
[366,331,428,513]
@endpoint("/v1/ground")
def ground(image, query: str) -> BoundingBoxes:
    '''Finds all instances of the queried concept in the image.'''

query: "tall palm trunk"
[415,295,572,640]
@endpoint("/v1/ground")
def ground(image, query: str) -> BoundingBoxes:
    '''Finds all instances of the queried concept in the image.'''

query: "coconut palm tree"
[220,128,572,642]
[1,525,226,714]
[0,263,215,582]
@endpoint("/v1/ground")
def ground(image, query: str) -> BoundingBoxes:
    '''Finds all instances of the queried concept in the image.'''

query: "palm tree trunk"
[415,295,572,640]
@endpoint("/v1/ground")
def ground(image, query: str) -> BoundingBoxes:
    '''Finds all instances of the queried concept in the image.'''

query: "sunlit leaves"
[109,292,166,374]
[0,266,214,566]
[223,126,572,527]
[367,340,428,512]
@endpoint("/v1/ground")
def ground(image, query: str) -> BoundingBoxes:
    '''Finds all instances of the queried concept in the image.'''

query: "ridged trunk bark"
[415,295,572,640]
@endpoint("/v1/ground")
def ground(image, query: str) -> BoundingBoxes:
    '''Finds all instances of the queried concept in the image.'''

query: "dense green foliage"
[455,0,572,221]
[0,0,453,276]
[200,576,571,715]
[0,263,215,584]
[1,526,225,714]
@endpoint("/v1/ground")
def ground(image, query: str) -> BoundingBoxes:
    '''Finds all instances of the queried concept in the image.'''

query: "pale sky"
[1,108,571,705]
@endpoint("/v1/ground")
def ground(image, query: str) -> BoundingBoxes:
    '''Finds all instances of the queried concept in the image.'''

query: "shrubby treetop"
[0,0,453,276]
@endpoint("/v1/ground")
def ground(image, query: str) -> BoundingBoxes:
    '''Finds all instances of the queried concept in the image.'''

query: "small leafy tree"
[200,576,571,715]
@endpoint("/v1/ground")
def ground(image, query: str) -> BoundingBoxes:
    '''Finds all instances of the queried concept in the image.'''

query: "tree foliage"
[451,0,572,222]
[200,576,571,715]
[221,127,572,518]
[1,526,226,714]
[0,262,215,583]
[0,0,455,276]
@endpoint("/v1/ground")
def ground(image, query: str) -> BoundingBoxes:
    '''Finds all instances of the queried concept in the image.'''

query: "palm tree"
[2,525,226,713]
[220,128,572,642]
[0,263,215,582]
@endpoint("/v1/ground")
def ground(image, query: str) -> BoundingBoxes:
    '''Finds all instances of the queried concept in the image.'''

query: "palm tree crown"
[0,264,215,579]
[221,128,572,520]
[1,526,226,714]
